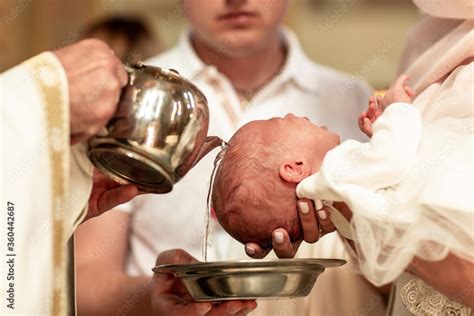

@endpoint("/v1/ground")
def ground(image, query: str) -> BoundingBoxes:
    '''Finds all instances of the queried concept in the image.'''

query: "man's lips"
[217,11,258,23]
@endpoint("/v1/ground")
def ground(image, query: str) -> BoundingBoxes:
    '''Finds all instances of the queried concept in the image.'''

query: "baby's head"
[212,114,340,251]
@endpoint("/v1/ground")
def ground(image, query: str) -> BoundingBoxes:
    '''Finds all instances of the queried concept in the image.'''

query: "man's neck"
[191,33,286,91]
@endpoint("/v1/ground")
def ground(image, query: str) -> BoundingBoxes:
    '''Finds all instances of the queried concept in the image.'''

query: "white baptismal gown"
[297,63,473,315]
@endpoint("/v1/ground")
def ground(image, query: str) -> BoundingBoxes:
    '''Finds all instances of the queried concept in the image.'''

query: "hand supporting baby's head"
[212,121,301,250]
[211,115,340,251]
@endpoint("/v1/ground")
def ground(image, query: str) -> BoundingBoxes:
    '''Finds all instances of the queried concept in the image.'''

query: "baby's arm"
[298,101,423,201]
[359,74,415,137]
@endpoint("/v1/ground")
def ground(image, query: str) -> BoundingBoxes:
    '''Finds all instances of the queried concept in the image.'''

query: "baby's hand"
[358,95,382,137]
[358,74,415,138]
[381,74,415,110]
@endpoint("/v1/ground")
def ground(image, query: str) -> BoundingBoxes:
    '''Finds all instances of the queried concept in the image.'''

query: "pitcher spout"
[193,136,226,167]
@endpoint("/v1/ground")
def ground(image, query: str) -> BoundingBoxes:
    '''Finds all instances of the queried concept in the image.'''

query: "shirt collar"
[174,27,319,93]
[278,27,320,94]
[173,31,212,80]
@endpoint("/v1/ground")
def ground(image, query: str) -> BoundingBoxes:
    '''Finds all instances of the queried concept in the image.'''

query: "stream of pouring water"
[202,142,227,262]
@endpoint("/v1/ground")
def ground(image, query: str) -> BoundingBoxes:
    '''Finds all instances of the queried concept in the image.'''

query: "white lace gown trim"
[401,278,472,316]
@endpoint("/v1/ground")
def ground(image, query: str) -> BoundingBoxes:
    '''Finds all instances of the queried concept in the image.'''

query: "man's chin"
[215,32,268,57]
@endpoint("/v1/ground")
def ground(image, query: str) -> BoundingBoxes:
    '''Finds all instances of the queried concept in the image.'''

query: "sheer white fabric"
[413,0,474,20]
[297,63,474,286]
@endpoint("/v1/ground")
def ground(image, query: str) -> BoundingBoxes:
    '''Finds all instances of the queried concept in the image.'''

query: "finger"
[116,63,129,87]
[272,228,300,258]
[151,257,213,316]
[206,301,245,316]
[316,206,336,235]
[96,184,138,213]
[404,85,415,98]
[156,249,198,265]
[152,273,193,302]
[241,301,258,314]
[376,95,384,109]
[363,118,372,137]
[368,96,375,104]
[244,243,271,259]
[220,301,257,316]
[193,303,214,316]
[152,291,210,316]
[367,103,377,121]
[366,103,374,117]
[162,300,211,316]
[376,95,383,104]
[172,301,212,316]
[358,114,365,130]
[297,200,320,243]
[394,74,409,88]
[358,112,367,125]
[375,102,383,117]
[92,170,122,190]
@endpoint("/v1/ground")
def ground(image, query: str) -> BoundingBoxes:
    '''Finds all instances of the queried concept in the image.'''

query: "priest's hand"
[85,169,139,221]
[53,39,128,145]
[152,249,257,316]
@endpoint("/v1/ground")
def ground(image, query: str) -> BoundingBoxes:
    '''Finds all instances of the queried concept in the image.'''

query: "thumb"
[156,249,198,266]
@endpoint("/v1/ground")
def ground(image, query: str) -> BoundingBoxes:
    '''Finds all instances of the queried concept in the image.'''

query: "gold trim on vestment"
[26,53,70,316]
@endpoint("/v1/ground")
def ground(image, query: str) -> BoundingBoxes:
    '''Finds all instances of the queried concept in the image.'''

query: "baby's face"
[252,113,340,151]
[213,114,339,250]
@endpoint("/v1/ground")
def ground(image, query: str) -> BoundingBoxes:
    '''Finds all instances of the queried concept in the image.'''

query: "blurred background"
[0,0,422,89]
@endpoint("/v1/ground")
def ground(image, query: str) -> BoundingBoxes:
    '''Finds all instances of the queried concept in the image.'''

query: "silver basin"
[153,258,346,301]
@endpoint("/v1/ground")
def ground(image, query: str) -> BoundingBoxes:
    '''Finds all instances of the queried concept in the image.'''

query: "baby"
[212,75,414,250]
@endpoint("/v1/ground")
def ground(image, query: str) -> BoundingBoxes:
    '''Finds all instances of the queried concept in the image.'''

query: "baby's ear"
[279,160,311,183]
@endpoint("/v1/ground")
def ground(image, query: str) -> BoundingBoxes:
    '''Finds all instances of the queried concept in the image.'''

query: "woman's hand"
[244,198,337,259]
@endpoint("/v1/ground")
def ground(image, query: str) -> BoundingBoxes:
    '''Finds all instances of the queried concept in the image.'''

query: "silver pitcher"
[88,63,223,193]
